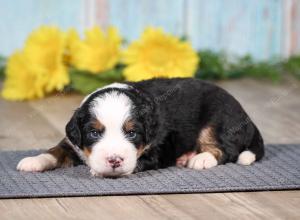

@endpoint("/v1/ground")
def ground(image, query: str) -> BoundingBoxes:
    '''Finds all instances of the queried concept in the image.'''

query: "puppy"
[17,78,264,177]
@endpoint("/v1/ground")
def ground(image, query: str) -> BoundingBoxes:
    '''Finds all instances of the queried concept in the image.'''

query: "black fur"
[127,78,264,171]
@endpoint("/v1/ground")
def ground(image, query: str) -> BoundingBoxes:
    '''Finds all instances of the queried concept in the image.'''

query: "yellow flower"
[2,26,69,100]
[2,51,45,100]
[122,27,199,81]
[24,26,69,92]
[65,28,80,65]
[69,26,122,73]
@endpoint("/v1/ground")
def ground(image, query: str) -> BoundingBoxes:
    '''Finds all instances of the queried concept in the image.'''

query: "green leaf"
[180,35,188,41]
[230,55,281,82]
[69,67,124,95]
[0,56,6,80]
[0,67,5,80]
[196,50,282,82]
[283,55,300,79]
[247,62,281,82]
[195,50,227,80]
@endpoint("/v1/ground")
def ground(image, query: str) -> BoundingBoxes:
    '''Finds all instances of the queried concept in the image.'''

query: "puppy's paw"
[237,150,256,165]
[187,152,218,170]
[176,151,197,167]
[17,153,57,172]
[90,169,103,177]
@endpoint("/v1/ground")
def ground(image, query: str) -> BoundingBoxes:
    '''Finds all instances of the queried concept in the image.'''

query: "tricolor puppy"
[17,78,264,177]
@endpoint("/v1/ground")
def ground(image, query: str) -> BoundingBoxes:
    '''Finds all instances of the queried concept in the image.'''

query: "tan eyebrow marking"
[123,119,135,132]
[91,119,105,131]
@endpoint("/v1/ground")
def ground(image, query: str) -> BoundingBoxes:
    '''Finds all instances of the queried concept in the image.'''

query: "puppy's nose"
[107,156,124,169]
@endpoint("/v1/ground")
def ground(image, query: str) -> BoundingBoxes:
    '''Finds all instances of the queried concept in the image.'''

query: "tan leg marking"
[47,145,74,168]
[198,126,222,161]
[187,126,221,170]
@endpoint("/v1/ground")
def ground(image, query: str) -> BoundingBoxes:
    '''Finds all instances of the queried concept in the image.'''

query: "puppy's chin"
[90,167,135,178]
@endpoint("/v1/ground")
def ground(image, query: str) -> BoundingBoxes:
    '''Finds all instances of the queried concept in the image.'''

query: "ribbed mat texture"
[0,144,299,198]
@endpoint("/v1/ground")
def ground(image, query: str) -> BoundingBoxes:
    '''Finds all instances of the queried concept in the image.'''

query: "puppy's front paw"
[187,152,218,170]
[90,169,103,177]
[17,153,57,172]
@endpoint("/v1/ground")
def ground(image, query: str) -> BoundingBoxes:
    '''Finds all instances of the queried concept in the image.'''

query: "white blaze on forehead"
[103,83,131,90]
[91,91,132,125]
[80,83,131,107]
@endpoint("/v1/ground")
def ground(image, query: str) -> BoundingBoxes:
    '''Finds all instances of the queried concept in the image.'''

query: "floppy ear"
[144,113,158,144]
[65,110,81,147]
[139,99,160,144]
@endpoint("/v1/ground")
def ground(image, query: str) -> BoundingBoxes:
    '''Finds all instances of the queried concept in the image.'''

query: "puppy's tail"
[237,125,265,165]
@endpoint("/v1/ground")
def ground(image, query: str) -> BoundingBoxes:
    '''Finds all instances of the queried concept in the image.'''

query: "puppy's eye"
[88,130,101,139]
[126,130,137,140]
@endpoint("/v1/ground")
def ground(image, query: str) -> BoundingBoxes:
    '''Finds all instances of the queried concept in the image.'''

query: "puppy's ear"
[65,110,81,146]
[140,101,159,144]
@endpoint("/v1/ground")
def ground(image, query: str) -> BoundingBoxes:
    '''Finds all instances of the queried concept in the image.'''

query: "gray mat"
[0,144,300,199]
